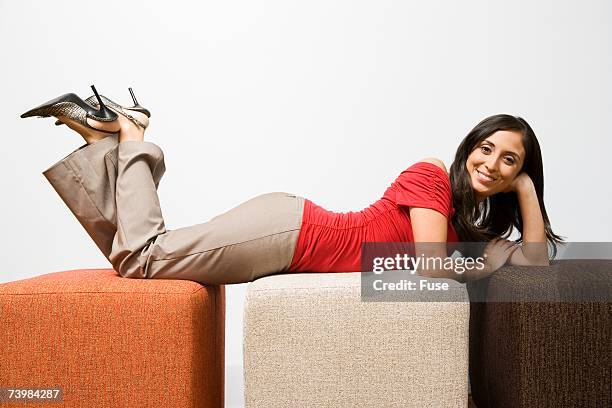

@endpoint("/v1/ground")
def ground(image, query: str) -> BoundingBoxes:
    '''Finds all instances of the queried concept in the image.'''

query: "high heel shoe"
[21,85,118,134]
[54,87,151,129]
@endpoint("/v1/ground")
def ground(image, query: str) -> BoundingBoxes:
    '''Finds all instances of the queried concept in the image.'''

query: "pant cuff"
[42,134,119,177]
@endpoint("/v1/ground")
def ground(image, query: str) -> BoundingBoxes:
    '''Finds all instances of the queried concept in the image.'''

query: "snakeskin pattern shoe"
[55,87,151,129]
[20,85,118,134]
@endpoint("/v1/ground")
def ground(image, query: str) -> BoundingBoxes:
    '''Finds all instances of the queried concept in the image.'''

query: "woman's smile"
[474,168,497,184]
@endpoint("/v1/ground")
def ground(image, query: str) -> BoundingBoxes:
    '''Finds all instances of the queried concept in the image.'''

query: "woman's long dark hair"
[449,114,566,260]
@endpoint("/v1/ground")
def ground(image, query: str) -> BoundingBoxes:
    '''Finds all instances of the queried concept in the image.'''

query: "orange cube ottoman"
[0,268,225,407]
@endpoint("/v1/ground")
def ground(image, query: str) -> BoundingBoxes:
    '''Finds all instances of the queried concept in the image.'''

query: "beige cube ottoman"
[243,272,469,407]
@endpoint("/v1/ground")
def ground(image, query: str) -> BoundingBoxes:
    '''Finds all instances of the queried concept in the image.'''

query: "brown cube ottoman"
[467,260,611,408]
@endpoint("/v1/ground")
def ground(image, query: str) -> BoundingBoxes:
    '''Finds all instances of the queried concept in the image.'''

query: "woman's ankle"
[118,128,145,142]
[117,112,147,142]
[85,135,108,145]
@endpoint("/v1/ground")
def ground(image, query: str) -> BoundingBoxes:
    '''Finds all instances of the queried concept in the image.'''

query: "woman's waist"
[301,198,401,229]
[300,199,412,242]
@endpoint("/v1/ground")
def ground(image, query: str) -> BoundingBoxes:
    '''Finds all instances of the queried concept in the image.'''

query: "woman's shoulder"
[414,157,448,175]
[399,157,450,181]
[390,157,455,219]
[388,156,453,188]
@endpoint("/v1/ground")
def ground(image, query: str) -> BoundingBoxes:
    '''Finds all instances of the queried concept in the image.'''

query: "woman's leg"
[42,134,165,260]
[107,140,303,285]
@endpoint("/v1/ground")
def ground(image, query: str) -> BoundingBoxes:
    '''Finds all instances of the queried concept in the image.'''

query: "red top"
[288,162,459,272]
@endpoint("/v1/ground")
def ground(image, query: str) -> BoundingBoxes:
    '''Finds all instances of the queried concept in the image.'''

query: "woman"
[21,86,564,285]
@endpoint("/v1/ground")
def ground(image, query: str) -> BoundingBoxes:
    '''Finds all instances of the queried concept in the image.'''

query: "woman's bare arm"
[506,174,550,266]
[409,207,513,283]
[409,206,459,279]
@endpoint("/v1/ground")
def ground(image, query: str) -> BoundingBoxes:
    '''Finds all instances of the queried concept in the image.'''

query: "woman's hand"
[481,238,520,275]
[502,172,534,194]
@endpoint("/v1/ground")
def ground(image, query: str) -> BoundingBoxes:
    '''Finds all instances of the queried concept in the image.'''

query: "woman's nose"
[485,159,499,173]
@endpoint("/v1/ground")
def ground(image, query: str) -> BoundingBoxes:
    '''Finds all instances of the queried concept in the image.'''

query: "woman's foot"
[116,109,150,142]
[57,116,120,144]
[80,88,150,143]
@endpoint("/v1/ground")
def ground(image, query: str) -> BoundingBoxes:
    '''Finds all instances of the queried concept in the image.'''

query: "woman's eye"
[504,157,515,164]
[481,146,491,153]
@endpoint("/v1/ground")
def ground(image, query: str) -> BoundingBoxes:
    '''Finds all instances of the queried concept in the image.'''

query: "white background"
[1,1,610,406]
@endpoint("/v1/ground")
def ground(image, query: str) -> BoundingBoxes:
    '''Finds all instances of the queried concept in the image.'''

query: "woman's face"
[466,130,525,202]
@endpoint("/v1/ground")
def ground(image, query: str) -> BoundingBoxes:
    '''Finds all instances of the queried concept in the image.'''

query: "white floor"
[225,364,245,408]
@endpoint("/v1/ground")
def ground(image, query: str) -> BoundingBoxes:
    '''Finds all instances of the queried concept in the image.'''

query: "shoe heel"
[127,87,151,117]
[89,84,117,121]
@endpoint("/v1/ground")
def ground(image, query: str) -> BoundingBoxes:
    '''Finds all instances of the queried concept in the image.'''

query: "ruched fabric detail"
[394,161,455,219]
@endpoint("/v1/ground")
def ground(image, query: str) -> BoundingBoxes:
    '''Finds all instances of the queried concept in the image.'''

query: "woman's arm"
[505,173,550,266]
[410,207,517,283]
[409,206,459,280]
[405,159,457,281]
[408,158,493,283]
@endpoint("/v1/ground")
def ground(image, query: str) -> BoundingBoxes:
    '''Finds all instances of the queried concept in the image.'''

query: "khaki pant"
[43,135,304,285]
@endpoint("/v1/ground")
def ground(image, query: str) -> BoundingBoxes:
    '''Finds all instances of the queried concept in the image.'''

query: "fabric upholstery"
[243,272,470,407]
[0,269,225,407]
[467,260,612,408]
